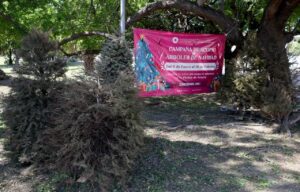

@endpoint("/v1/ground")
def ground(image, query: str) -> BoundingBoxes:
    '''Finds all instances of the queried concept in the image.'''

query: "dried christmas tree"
[2,29,66,163]
[96,37,133,83]
[47,36,143,191]
[0,69,9,80]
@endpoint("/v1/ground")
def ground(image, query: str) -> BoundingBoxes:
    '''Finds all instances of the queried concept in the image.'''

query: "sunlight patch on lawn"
[0,58,85,79]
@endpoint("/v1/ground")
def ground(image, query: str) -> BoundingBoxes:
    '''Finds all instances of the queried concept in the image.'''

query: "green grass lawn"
[0,56,4,65]
[31,97,300,192]
[1,56,300,192]
[0,118,5,144]
[65,61,84,77]
[0,56,13,75]
[0,56,84,78]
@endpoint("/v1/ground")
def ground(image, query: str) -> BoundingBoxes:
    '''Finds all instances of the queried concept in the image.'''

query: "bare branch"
[59,47,100,57]
[220,0,224,13]
[289,113,300,126]
[292,19,300,33]
[284,19,300,43]
[285,32,296,43]
[59,47,69,56]
[277,0,300,28]
[59,31,112,46]
[261,0,300,28]
[264,0,284,20]
[126,0,242,45]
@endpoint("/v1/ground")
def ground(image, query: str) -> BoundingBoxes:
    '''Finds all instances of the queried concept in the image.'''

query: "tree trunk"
[258,22,291,85]
[82,54,95,74]
[281,115,292,137]
[256,0,300,135]
[15,51,20,66]
[257,20,292,135]
[8,48,13,65]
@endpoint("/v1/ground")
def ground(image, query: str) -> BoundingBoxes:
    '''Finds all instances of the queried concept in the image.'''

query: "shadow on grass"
[126,136,300,192]
[143,95,245,129]
[266,183,300,192]
[2,134,299,192]
[0,64,13,70]
[138,96,300,192]
[291,123,300,136]
[127,137,248,192]
[0,128,5,140]
[30,133,300,192]
[1,95,299,192]
[0,118,6,139]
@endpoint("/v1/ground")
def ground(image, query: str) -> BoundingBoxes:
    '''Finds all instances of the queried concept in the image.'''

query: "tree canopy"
[0,0,119,56]
[0,0,299,58]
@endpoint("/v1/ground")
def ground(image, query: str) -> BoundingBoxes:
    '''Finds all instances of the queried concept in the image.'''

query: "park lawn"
[124,96,300,192]
[0,56,84,78]
[0,75,299,191]
[0,118,5,145]
[30,96,300,192]
[65,60,84,78]
[0,57,13,76]
[0,56,4,65]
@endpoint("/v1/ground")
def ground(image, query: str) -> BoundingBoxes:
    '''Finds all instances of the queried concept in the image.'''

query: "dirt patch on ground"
[0,87,299,192]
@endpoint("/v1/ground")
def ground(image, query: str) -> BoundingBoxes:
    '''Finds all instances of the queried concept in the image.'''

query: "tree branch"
[59,31,112,46]
[260,0,300,29]
[220,0,224,13]
[60,47,100,57]
[0,12,27,34]
[126,0,242,45]
[289,113,300,126]
[285,32,297,43]
[264,0,284,20]
[276,0,300,28]
[285,20,300,43]
[89,0,96,16]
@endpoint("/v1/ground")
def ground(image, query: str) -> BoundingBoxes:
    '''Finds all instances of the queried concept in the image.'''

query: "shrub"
[3,32,143,190]
[44,37,143,191]
[2,29,66,163]
[261,82,293,119]
[0,69,9,80]
[96,37,133,83]
[219,32,266,111]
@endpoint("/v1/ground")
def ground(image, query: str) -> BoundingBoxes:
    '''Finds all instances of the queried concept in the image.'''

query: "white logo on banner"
[172,37,179,44]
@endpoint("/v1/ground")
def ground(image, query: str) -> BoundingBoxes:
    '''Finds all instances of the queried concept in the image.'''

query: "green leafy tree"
[0,0,120,58]
[127,0,300,135]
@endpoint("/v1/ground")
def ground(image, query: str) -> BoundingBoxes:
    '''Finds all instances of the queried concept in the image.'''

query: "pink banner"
[134,28,226,97]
